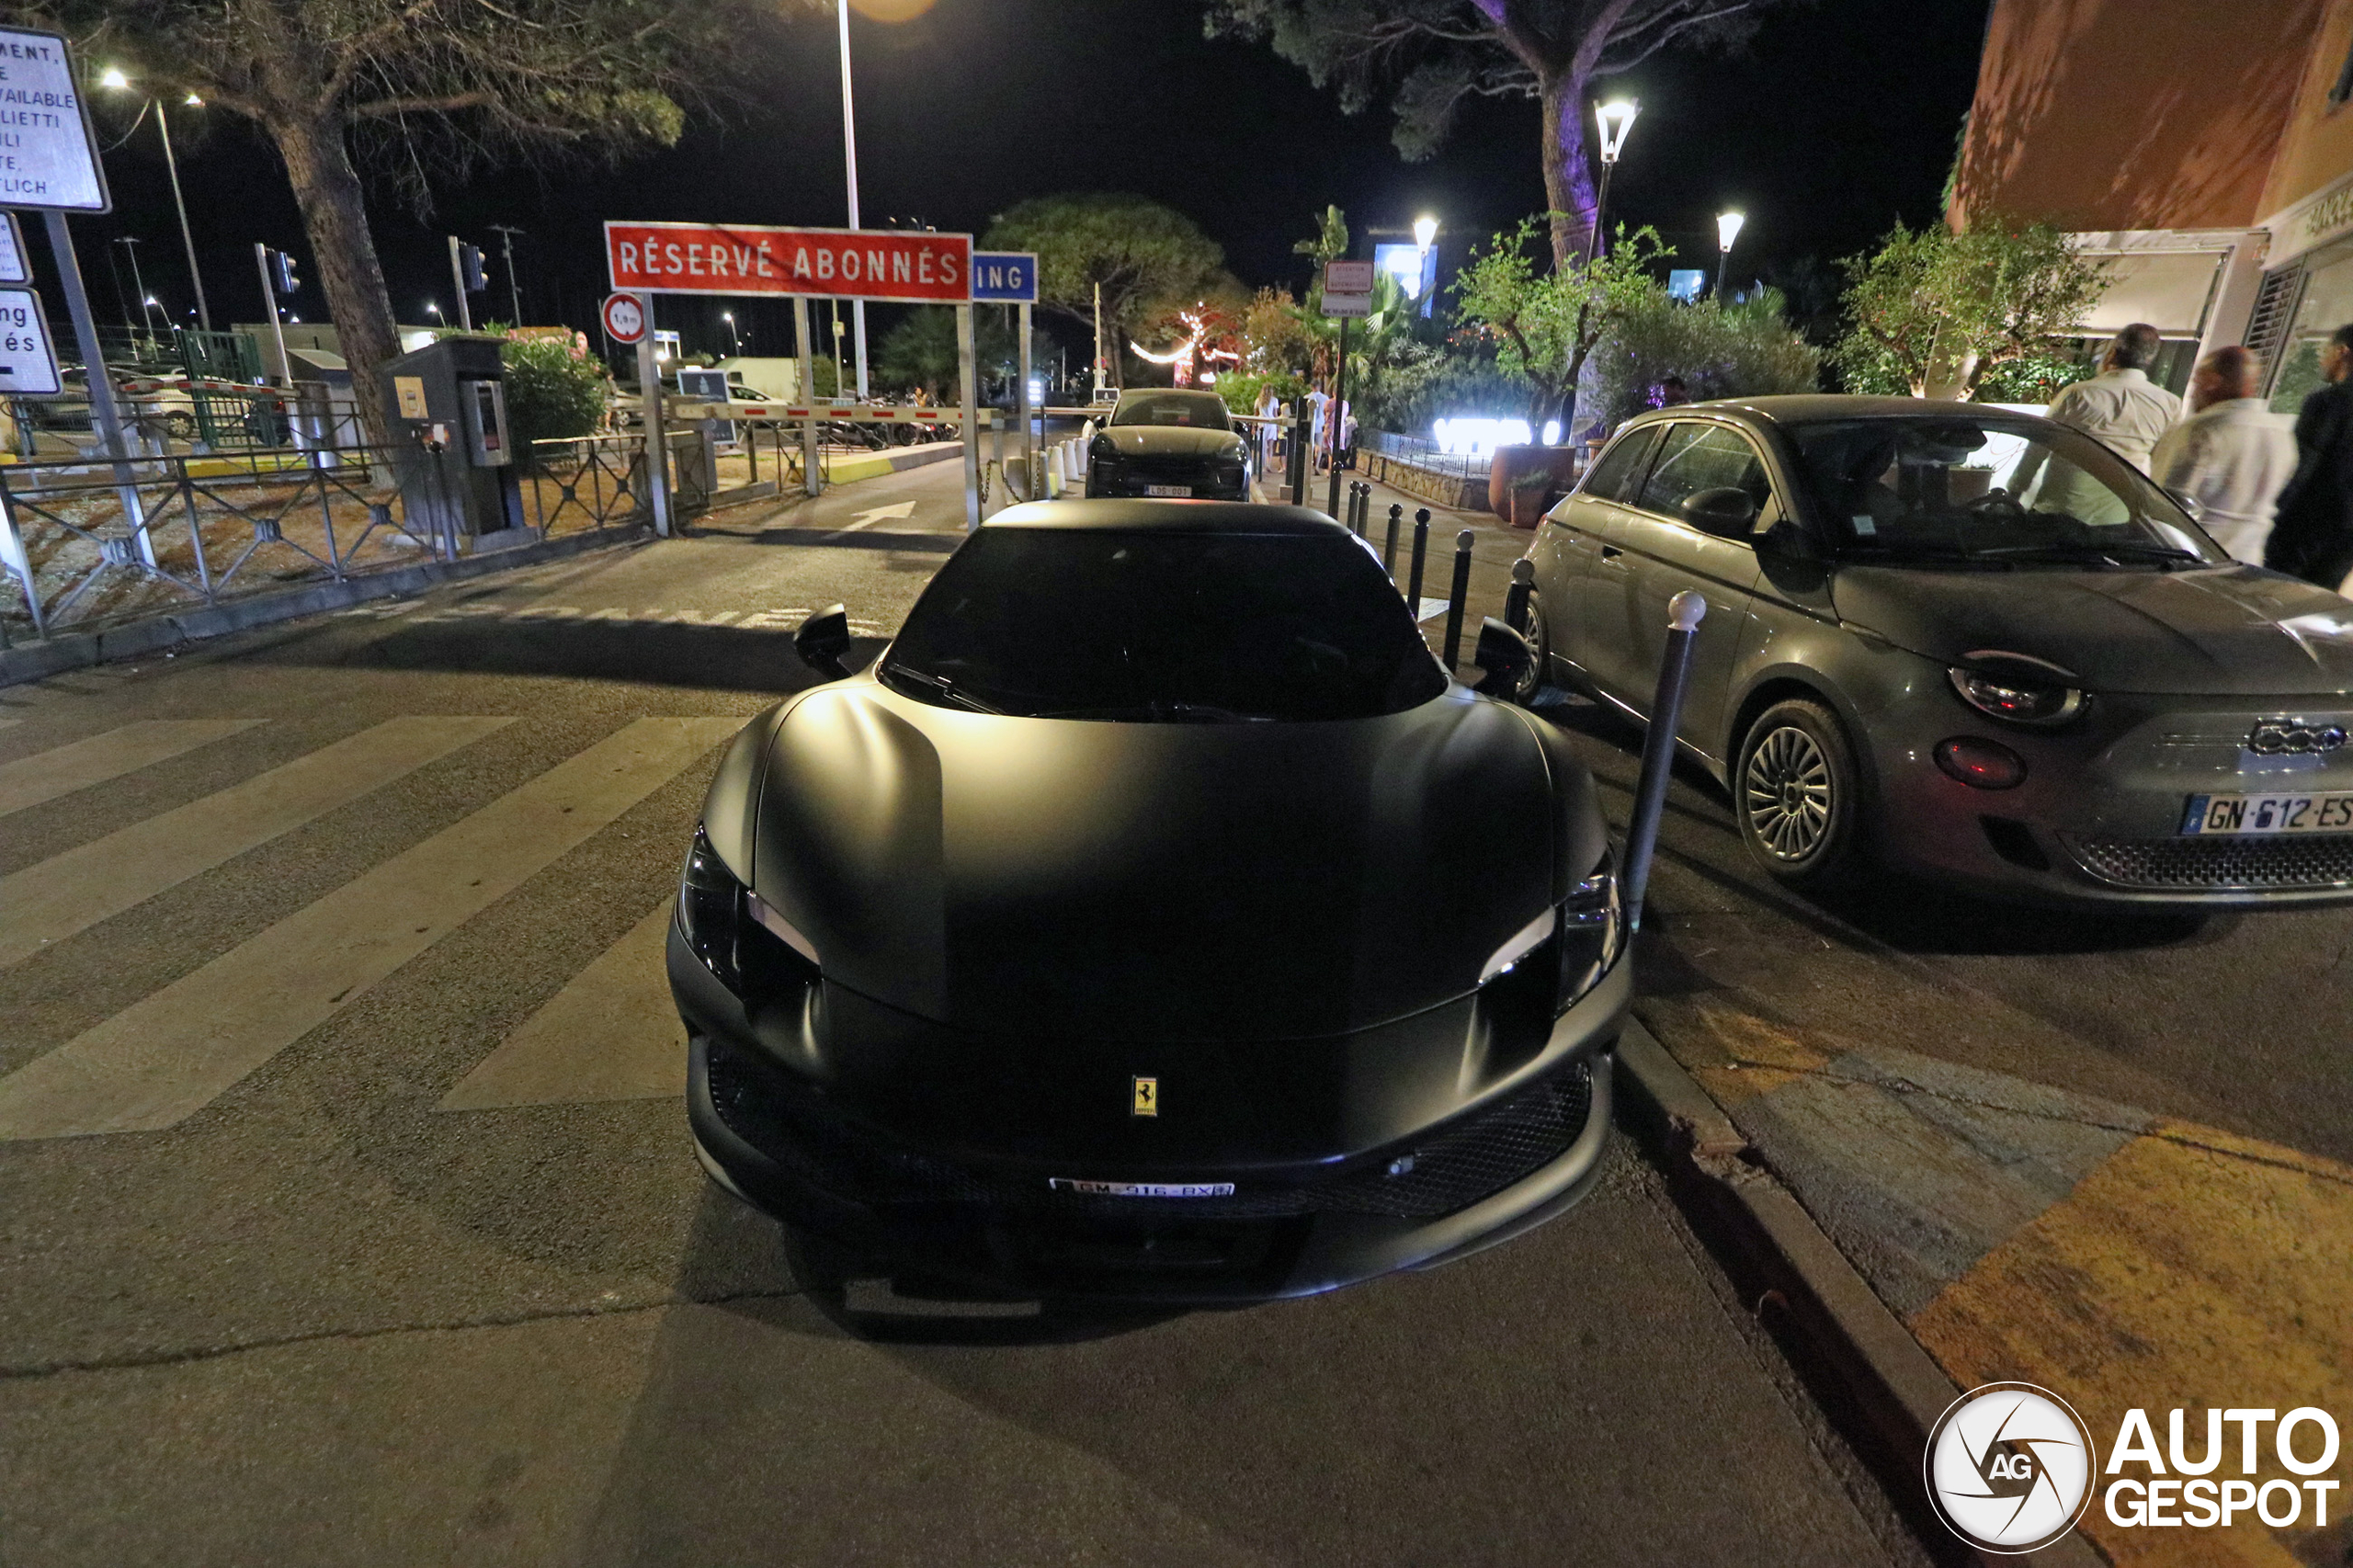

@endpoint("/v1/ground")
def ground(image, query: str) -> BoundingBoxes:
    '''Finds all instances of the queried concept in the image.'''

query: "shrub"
[1585,290,1822,429]
[500,331,613,460]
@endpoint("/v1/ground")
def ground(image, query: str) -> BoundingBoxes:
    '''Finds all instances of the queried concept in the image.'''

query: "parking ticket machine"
[381,335,527,550]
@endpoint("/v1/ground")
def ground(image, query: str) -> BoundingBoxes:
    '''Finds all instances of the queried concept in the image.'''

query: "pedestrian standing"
[2148,347,2296,564]
[2268,324,2353,590]
[1657,376,1690,408]
[1255,381,1280,470]
[1307,382,1331,472]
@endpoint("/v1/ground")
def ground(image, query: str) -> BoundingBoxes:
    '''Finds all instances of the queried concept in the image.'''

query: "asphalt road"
[0,460,1928,1568]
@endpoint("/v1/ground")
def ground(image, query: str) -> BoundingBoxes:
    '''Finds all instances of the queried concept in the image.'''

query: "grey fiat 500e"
[1517,395,2353,906]
[670,502,1626,1301]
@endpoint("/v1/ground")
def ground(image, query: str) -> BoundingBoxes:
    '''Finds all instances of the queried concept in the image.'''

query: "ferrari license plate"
[1048,1178,1235,1199]
[2181,791,2353,835]
[1142,483,1192,497]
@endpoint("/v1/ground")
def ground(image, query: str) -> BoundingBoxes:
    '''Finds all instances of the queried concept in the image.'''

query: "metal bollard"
[1289,402,1310,506]
[1620,590,1708,935]
[1504,557,1535,634]
[1353,483,1370,536]
[1383,503,1403,574]
[1405,507,1431,608]
[1441,528,1475,667]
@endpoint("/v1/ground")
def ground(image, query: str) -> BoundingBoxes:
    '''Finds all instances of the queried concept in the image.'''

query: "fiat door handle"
[1599,544,1623,561]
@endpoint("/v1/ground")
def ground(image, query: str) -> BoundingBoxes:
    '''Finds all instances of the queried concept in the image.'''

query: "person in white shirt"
[1307,384,1331,471]
[2015,323,2185,521]
[2149,346,2298,564]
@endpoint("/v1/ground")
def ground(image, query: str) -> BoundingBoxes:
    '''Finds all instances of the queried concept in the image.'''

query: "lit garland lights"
[1131,305,1243,385]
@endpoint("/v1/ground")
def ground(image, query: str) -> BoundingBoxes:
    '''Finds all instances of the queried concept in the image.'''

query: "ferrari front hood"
[749,683,1559,1042]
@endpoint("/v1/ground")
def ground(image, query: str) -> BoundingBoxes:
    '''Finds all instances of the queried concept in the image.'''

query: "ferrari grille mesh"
[2065,833,2353,891]
[706,1040,1593,1221]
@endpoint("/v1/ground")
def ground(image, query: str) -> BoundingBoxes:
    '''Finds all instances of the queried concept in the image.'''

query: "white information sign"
[1324,293,1372,319]
[0,28,109,211]
[1324,259,1375,294]
[0,213,26,284]
[0,285,62,394]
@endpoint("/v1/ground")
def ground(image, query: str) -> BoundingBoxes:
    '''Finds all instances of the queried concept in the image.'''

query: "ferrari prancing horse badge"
[1131,1076,1158,1117]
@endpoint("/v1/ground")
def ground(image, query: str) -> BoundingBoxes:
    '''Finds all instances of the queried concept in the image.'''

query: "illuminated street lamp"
[1587,98,1639,267]
[1714,210,1746,299]
[98,67,212,331]
[425,301,443,323]
[1413,214,1438,252]
[722,310,740,356]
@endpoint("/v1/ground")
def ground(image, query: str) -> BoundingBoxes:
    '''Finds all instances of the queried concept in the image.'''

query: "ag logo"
[1131,1076,1157,1117]
[1925,1382,2096,1553]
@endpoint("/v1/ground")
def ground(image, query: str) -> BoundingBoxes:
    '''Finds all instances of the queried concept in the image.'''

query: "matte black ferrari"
[1086,390,1255,500]
[670,501,1627,1301]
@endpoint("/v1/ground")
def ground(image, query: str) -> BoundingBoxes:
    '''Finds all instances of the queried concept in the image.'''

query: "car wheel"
[1513,591,1550,704]
[1735,698,1867,888]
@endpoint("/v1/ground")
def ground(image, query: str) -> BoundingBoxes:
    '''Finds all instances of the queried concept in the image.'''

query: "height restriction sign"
[605,222,973,302]
[0,28,109,210]
[600,291,647,344]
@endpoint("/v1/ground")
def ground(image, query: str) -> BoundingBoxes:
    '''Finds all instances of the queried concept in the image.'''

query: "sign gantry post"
[1322,260,1375,520]
[793,297,819,500]
[972,252,1038,496]
[0,26,152,568]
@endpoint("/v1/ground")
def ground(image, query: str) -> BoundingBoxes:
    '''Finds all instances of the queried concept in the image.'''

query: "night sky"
[63,0,1991,365]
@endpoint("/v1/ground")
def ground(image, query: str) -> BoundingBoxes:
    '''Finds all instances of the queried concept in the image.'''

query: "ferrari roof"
[981,500,1353,533]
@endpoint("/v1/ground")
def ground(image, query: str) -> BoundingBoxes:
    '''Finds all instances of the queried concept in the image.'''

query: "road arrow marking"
[835,501,916,535]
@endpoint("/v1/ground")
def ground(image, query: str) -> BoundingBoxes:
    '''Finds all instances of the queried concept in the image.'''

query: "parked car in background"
[1086,390,1254,501]
[672,501,1624,1301]
[1518,396,2353,907]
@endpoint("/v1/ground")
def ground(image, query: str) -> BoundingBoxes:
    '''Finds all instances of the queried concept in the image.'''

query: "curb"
[1612,1019,2108,1568]
[0,523,649,689]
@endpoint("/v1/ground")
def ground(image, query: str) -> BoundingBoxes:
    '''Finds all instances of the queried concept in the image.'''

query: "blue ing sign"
[970,252,1039,303]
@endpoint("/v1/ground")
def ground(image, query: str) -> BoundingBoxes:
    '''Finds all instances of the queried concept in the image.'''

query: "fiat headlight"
[1948,665,2085,728]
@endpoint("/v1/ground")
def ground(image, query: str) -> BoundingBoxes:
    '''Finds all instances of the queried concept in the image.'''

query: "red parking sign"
[604,222,973,303]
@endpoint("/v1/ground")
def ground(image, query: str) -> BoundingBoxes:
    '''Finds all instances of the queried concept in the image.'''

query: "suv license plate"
[1142,483,1192,497]
[2181,791,2353,835]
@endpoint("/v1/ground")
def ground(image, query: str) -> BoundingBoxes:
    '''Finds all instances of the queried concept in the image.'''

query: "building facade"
[1949,0,2353,410]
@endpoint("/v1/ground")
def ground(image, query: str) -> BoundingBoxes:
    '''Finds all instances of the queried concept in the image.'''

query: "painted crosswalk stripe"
[438,900,684,1110]
[0,720,262,820]
[0,717,740,1139]
[0,717,515,971]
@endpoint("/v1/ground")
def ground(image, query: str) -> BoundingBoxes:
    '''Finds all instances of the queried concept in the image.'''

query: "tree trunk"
[1540,72,1601,270]
[271,113,400,444]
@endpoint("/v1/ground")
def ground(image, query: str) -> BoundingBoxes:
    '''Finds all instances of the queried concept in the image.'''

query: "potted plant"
[1487,442,1580,525]
[1506,469,1555,528]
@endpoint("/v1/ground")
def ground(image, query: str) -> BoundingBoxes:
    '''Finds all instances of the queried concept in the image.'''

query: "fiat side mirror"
[1758,517,1819,561]
[794,604,853,680]
[1679,486,1757,537]
[1472,618,1534,696]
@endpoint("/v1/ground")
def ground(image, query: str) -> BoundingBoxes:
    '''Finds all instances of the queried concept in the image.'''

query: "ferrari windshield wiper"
[885,665,1002,714]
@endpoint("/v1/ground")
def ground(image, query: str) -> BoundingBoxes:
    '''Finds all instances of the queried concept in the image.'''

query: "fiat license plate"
[2181,791,2353,835]
[1048,1178,1234,1199]
[1142,483,1191,497]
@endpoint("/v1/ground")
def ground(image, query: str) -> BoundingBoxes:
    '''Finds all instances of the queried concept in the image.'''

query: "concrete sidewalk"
[1647,1004,2352,1566]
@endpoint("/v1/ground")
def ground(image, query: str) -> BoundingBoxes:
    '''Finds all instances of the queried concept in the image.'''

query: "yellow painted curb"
[1911,1126,2353,1567]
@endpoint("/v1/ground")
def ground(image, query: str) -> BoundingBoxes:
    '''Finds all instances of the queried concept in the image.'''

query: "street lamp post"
[1714,210,1746,300]
[836,0,870,401]
[100,70,212,333]
[487,224,526,324]
[722,311,740,356]
[1588,99,1640,267]
[115,237,153,349]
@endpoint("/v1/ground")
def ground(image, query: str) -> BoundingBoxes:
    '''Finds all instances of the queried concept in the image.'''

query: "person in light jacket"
[2149,347,2296,565]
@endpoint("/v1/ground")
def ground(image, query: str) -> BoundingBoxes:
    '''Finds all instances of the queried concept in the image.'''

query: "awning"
[2081,252,2225,336]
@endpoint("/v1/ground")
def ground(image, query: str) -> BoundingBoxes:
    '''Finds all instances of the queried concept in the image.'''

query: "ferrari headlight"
[678,826,819,996]
[1948,665,2084,727]
[1556,861,1621,1008]
[677,826,747,993]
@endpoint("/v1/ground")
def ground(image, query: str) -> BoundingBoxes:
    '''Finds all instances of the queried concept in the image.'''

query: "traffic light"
[458,243,488,294]
[267,247,299,298]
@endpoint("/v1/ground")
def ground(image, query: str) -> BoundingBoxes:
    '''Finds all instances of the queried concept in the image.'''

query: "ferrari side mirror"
[1472,618,1534,696]
[794,604,853,680]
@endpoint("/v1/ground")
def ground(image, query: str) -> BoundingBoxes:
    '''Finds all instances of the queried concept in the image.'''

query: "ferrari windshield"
[881,528,1446,722]
[1787,415,2225,566]
[1108,392,1234,428]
